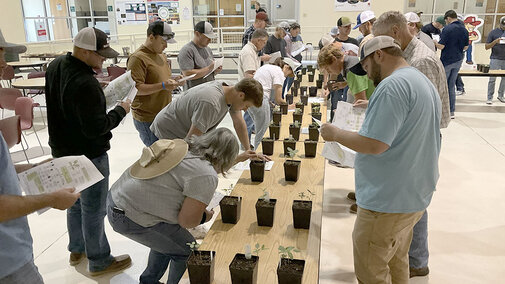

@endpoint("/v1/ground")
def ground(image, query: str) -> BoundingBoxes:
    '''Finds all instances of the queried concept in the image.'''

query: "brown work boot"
[89,254,132,276]
[410,266,429,278]
[69,252,86,266]
[347,192,356,201]
[349,203,357,214]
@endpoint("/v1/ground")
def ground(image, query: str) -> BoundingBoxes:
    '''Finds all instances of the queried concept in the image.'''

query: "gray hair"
[252,28,269,39]
[187,128,239,174]
[372,11,408,36]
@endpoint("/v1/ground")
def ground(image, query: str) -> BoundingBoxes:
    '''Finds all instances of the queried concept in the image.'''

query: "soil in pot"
[304,139,317,157]
[255,198,276,227]
[269,123,280,140]
[249,160,265,182]
[301,95,308,105]
[277,258,305,284]
[299,86,307,96]
[286,94,294,104]
[308,125,319,141]
[316,79,323,89]
[292,200,312,229]
[220,196,241,224]
[261,138,274,155]
[292,112,302,124]
[273,111,282,124]
[280,103,288,115]
[309,86,317,97]
[308,74,314,82]
[284,160,301,182]
[289,125,301,141]
[229,253,259,284]
[311,112,322,121]
[187,250,216,284]
[283,139,296,156]
[291,87,298,97]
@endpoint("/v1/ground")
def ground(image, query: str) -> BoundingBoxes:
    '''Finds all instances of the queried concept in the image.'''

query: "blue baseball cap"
[353,10,376,30]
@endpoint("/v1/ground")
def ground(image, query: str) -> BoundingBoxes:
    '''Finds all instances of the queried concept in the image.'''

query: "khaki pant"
[352,207,424,284]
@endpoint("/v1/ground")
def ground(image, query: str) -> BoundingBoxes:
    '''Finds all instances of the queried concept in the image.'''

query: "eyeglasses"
[161,33,175,41]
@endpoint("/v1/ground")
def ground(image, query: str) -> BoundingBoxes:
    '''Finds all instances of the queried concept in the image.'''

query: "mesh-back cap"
[74,27,119,58]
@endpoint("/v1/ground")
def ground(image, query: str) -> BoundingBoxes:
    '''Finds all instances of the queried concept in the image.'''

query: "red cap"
[464,16,481,26]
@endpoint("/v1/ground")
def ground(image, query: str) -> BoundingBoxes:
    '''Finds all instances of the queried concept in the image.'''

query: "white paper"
[291,45,307,57]
[321,101,366,168]
[312,117,322,127]
[301,127,309,134]
[236,4,241,11]
[308,97,325,103]
[232,160,274,171]
[432,34,440,42]
[267,51,282,63]
[206,191,225,211]
[18,156,104,214]
[500,37,505,44]
[103,70,137,110]
[203,57,224,79]
[177,73,196,82]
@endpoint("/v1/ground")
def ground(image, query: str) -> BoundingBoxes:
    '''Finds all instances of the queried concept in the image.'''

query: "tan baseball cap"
[350,36,401,76]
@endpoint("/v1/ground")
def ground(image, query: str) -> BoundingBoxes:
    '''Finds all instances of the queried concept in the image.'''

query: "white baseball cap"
[329,27,339,36]
[195,21,217,39]
[404,12,421,23]
[74,27,119,58]
[282,57,301,74]
[350,36,401,76]
[353,10,376,30]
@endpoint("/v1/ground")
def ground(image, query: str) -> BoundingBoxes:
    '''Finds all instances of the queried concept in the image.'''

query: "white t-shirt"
[253,64,286,102]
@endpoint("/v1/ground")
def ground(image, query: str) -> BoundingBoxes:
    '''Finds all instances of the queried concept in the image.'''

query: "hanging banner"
[147,0,180,25]
[115,0,147,25]
[334,0,371,12]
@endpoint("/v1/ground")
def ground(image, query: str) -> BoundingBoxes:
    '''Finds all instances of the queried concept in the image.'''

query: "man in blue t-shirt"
[321,36,441,283]
[485,16,505,104]
[435,10,469,118]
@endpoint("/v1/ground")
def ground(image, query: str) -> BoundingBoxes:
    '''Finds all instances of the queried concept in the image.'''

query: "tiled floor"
[6,75,505,283]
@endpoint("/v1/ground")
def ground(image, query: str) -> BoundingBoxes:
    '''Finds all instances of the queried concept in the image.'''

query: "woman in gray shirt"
[107,128,239,284]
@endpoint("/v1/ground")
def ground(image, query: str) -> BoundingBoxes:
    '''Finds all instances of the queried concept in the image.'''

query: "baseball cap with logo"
[353,10,376,29]
[195,21,217,39]
[404,12,421,23]
[337,17,353,27]
[350,35,401,76]
[74,27,118,58]
[148,21,176,43]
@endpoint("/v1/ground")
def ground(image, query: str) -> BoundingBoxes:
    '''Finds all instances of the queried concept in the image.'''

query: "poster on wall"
[463,15,484,65]
[334,0,371,12]
[115,0,147,25]
[147,0,180,25]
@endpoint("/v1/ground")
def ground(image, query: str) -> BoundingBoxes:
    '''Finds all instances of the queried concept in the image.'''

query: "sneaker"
[450,112,455,119]
[410,266,430,278]
[466,60,474,65]
[349,203,357,214]
[69,252,86,266]
[487,99,493,105]
[89,255,132,276]
[347,192,356,201]
[498,97,505,103]
[455,90,465,96]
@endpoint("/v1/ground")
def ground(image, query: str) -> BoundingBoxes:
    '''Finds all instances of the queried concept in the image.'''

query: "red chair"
[1,65,22,87]
[107,66,126,81]
[0,87,23,118]
[0,115,29,162]
[15,97,44,155]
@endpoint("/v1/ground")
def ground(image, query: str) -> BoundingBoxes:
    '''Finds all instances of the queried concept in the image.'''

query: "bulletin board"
[334,0,372,12]
[115,0,147,25]
[147,0,181,25]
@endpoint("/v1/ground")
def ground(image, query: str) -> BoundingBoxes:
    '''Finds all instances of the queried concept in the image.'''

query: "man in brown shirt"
[128,21,182,146]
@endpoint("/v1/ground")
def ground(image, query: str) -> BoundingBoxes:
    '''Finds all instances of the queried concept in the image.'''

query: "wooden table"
[11,77,45,91]
[198,72,327,283]
[8,60,48,71]
[458,69,505,77]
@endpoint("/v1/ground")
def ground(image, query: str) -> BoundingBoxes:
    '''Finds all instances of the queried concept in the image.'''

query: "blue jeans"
[466,44,473,63]
[444,60,463,113]
[248,96,271,149]
[282,76,295,98]
[67,153,114,272]
[487,58,505,100]
[244,110,255,144]
[107,194,194,284]
[330,86,348,122]
[456,75,465,92]
[0,259,43,284]
[408,210,429,269]
[133,119,159,147]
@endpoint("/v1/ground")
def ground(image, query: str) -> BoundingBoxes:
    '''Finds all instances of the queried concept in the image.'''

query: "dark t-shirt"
[263,34,287,57]
[487,28,505,60]
[421,23,441,38]
[335,36,359,47]
[439,21,469,66]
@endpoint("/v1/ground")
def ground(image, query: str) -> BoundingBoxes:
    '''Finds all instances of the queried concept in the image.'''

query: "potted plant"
[292,189,315,229]
[299,86,307,96]
[301,67,307,75]
[186,241,216,284]
[295,102,304,113]
[316,79,323,89]
[261,137,274,155]
[286,94,294,104]
[272,106,282,124]
[482,64,490,73]
[290,86,298,97]
[318,73,324,81]
[280,102,288,115]
[309,86,317,97]
[300,95,308,106]
[311,102,320,110]
[296,74,303,82]
[308,73,314,82]
[255,189,276,227]
[307,65,314,72]
[304,139,317,158]
[229,244,261,284]
[283,135,297,156]
[219,196,242,224]
[283,147,301,182]
[249,160,265,182]
[269,122,280,140]
[311,106,321,121]
[293,80,300,90]
[289,121,301,141]
[277,246,304,284]
[308,122,319,142]
[292,108,303,124]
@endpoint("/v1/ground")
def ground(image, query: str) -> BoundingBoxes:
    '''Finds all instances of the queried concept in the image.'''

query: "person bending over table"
[107,128,239,284]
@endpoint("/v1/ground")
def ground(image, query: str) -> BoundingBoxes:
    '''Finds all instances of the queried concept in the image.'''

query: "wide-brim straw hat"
[129,139,188,179]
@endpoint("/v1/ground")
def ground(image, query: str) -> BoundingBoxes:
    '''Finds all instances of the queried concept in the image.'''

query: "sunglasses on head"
[161,33,175,41]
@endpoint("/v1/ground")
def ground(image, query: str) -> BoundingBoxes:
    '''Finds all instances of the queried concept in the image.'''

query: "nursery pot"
[283,160,301,182]
[299,86,307,96]
[292,112,303,124]
[293,80,300,90]
[289,125,301,141]
[283,139,296,156]
[273,111,282,124]
[187,250,216,284]
[280,103,288,115]
[249,160,265,182]
[311,112,322,121]
[229,253,259,284]
[308,125,319,141]
[308,73,314,82]
[292,200,312,229]
[309,86,317,97]
[311,102,320,110]
[277,258,305,284]
[286,94,294,104]
[482,65,490,73]
[316,79,323,89]
[219,196,241,224]
[269,123,281,140]
[304,139,317,158]
[261,138,274,155]
[255,198,276,227]
[301,68,307,75]
[291,86,298,97]
[301,95,308,105]
[318,73,324,81]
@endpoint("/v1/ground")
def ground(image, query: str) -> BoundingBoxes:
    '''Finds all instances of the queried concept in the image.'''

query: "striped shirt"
[403,37,451,128]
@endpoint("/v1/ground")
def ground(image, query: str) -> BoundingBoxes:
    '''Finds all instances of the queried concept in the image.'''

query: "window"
[22,0,114,42]
[192,0,245,29]
[405,0,505,41]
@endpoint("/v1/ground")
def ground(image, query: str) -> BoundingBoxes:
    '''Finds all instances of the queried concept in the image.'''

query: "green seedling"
[274,105,281,112]
[253,243,268,255]
[291,121,301,128]
[260,188,270,202]
[186,241,200,251]
[286,147,299,159]
[278,245,300,260]
[223,183,234,195]
[312,106,320,113]
[294,108,302,115]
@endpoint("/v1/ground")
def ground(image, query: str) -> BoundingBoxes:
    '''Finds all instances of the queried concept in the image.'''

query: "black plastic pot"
[229,253,258,284]
[292,200,312,229]
[284,160,301,182]
[308,74,314,82]
[220,196,241,224]
[477,64,483,72]
[289,124,300,141]
[318,73,324,81]
[261,138,274,155]
[255,198,276,227]
[311,102,320,110]
[269,123,280,140]
[283,139,296,156]
[311,112,321,121]
[249,160,265,182]
[293,80,300,90]
[316,79,323,89]
[309,86,317,97]
[292,112,302,124]
[299,86,307,96]
[482,65,490,73]
[291,87,298,97]
[301,68,307,75]
[286,94,294,104]
[304,139,317,158]
[280,103,288,115]
[308,125,319,141]
[277,258,305,284]
[273,111,282,124]
[187,250,216,284]
[301,95,308,105]
[295,103,304,113]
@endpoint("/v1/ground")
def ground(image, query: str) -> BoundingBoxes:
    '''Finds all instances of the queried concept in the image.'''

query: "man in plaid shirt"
[242,12,269,47]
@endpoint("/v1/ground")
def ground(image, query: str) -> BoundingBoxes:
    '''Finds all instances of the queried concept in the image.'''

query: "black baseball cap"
[147,21,177,43]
